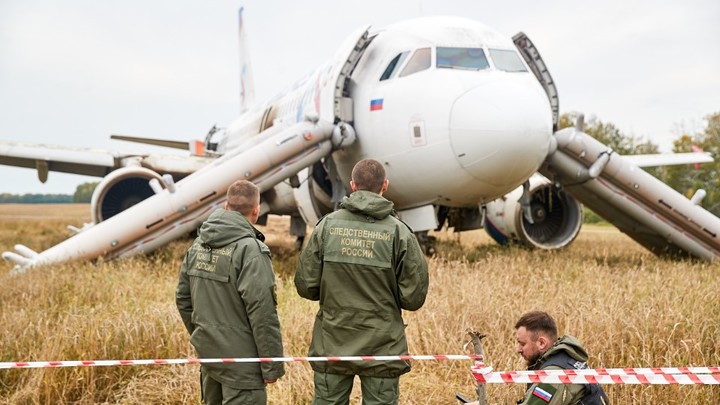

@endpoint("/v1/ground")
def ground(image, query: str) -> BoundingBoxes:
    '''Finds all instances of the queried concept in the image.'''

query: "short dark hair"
[226,180,259,216]
[351,159,386,193]
[515,311,558,341]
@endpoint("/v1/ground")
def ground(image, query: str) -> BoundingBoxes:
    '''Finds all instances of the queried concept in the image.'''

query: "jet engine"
[484,174,583,250]
[293,161,337,226]
[90,167,164,224]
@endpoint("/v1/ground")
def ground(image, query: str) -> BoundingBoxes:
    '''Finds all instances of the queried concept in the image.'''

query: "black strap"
[540,352,610,405]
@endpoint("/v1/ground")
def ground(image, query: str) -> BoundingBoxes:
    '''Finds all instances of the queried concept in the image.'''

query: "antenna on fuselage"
[238,7,256,113]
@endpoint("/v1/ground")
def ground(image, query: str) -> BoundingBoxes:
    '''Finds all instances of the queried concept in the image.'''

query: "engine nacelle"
[484,174,583,250]
[293,162,336,226]
[90,167,164,224]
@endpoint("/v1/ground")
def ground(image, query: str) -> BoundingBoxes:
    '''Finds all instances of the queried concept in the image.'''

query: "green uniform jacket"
[521,335,594,405]
[176,208,285,390]
[294,190,429,377]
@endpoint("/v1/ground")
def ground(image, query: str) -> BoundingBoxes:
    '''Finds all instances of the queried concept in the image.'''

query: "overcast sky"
[1,0,718,194]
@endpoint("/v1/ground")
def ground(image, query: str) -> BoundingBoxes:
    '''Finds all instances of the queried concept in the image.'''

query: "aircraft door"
[316,25,372,122]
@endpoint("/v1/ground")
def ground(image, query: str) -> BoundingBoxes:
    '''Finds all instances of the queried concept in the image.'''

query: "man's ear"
[350,180,358,192]
[380,179,389,194]
[224,202,229,210]
[536,334,551,351]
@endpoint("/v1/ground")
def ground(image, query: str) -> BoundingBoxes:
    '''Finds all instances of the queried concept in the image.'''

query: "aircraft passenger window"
[489,49,528,72]
[380,52,410,81]
[399,48,431,77]
[437,47,489,70]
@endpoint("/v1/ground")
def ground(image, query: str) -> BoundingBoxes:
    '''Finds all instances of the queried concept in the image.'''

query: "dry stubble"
[0,205,718,404]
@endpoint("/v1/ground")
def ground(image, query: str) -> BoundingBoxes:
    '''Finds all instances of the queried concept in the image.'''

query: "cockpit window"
[437,47,489,70]
[380,51,410,81]
[489,49,528,72]
[399,48,431,77]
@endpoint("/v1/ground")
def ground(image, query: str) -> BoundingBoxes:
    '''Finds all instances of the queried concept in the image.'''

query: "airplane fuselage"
[217,16,552,210]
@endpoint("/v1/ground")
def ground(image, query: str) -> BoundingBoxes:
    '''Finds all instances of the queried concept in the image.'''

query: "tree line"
[0,182,98,204]
[559,111,720,217]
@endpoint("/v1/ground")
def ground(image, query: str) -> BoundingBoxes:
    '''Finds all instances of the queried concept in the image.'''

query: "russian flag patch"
[370,98,383,111]
[532,386,553,402]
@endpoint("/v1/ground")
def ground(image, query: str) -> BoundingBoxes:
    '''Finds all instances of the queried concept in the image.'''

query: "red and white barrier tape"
[471,366,720,385]
[4,355,717,385]
[480,366,720,376]
[0,354,482,370]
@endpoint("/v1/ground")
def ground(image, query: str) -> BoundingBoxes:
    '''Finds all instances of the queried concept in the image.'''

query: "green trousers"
[312,372,400,405]
[201,370,267,405]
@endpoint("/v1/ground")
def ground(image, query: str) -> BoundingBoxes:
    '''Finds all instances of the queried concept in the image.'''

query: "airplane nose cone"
[449,77,552,188]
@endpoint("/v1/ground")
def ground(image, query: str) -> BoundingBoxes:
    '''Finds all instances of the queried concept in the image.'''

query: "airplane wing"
[541,128,720,260]
[623,152,713,168]
[0,140,213,182]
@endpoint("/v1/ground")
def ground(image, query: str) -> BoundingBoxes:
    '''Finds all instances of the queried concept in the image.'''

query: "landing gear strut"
[415,231,437,256]
[290,215,307,251]
[294,236,305,251]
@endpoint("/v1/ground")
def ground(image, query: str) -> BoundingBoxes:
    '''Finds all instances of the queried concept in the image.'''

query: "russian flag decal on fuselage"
[370,98,383,111]
[532,386,553,402]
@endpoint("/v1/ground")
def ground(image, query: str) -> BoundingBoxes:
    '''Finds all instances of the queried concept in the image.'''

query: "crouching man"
[515,311,608,405]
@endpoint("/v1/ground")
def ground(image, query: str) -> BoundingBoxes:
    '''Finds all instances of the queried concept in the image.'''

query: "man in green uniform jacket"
[295,159,429,405]
[515,311,609,405]
[176,180,284,405]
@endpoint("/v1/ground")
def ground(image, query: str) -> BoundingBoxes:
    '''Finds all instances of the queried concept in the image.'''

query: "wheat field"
[0,204,718,404]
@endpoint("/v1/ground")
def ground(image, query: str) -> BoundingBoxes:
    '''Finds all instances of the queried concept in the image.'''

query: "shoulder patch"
[527,384,556,404]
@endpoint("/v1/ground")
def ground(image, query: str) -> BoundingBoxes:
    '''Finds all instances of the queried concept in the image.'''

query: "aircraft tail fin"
[238,7,256,113]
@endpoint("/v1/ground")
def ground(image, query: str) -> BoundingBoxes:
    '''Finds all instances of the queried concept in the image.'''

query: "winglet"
[691,145,703,170]
[238,7,256,113]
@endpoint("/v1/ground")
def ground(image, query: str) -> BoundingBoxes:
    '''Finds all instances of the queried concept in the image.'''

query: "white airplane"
[2,10,719,272]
